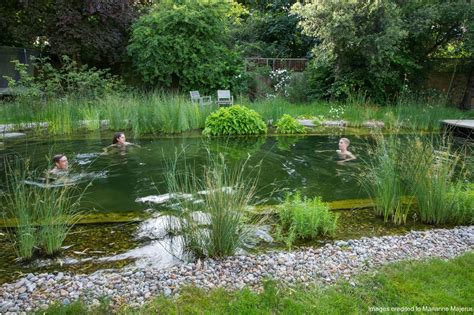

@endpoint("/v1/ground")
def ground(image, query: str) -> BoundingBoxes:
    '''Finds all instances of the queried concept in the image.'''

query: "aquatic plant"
[80,105,101,131]
[0,90,470,136]
[2,160,36,259]
[362,133,473,225]
[203,105,267,136]
[36,183,83,255]
[278,191,338,247]
[274,114,306,134]
[404,138,473,225]
[1,157,84,259]
[164,150,260,258]
[361,134,412,224]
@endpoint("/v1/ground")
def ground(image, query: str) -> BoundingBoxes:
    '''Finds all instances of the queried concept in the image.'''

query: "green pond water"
[0,132,471,284]
[1,132,373,211]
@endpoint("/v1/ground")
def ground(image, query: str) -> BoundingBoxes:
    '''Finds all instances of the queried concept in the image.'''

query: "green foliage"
[164,151,260,258]
[1,158,84,259]
[362,135,412,224]
[286,72,309,103]
[361,134,473,225]
[278,192,338,246]
[274,114,305,134]
[0,0,146,65]
[0,92,469,135]
[203,105,267,136]
[232,0,315,58]
[5,56,122,101]
[404,140,474,225]
[128,1,244,93]
[293,1,474,102]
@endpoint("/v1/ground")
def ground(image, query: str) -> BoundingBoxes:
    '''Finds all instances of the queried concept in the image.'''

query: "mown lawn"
[43,252,474,314]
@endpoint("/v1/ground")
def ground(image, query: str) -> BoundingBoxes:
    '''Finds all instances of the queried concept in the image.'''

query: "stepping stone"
[322,120,347,127]
[297,119,316,127]
[363,120,385,128]
[0,132,26,139]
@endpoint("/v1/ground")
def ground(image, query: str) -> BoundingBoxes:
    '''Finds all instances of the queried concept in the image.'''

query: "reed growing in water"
[1,157,84,259]
[361,133,473,225]
[164,150,260,258]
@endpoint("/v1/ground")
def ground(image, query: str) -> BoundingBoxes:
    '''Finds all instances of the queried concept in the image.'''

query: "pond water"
[0,132,471,284]
[1,132,373,212]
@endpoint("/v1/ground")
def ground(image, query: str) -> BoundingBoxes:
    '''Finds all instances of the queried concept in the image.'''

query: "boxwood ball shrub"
[203,105,267,136]
[275,114,306,134]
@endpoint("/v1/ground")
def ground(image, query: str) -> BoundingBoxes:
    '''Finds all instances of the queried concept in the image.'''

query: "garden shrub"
[203,105,267,136]
[278,192,338,246]
[5,56,122,100]
[275,114,306,134]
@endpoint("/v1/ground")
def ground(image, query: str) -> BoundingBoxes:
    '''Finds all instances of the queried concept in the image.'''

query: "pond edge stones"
[0,226,473,313]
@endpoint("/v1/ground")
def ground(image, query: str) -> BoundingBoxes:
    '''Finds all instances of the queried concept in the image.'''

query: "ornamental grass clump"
[404,139,473,225]
[275,114,306,134]
[164,150,261,258]
[361,133,473,225]
[203,105,267,136]
[278,191,338,247]
[2,158,84,259]
[361,134,412,225]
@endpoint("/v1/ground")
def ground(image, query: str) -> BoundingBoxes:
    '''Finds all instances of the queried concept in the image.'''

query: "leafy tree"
[0,0,53,48]
[0,0,149,66]
[233,0,315,58]
[128,1,244,93]
[293,0,474,102]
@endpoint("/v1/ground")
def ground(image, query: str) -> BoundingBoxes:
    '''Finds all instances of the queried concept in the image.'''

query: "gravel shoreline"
[1,226,473,313]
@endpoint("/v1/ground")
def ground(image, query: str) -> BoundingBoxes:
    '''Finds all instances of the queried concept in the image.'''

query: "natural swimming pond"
[0,132,471,284]
[1,133,371,211]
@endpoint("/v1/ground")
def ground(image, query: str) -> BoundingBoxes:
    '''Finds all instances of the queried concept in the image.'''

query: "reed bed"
[164,150,260,258]
[0,92,470,135]
[361,133,473,225]
[1,157,84,259]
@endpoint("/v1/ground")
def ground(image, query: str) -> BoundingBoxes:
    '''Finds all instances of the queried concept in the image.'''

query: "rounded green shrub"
[275,114,306,134]
[203,105,267,136]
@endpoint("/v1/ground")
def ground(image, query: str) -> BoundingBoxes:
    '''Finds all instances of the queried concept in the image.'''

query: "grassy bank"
[1,93,470,137]
[42,252,474,314]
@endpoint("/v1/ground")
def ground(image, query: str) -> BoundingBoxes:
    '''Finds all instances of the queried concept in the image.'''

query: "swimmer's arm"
[126,142,141,148]
[342,153,356,162]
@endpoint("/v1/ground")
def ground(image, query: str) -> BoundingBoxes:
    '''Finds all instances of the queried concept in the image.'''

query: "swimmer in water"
[103,132,139,155]
[336,137,356,163]
[112,132,131,146]
[49,154,69,175]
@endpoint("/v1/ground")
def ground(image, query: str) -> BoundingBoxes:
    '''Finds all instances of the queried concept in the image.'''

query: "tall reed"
[362,133,473,225]
[2,157,84,259]
[164,150,260,258]
[361,134,412,224]
[404,138,473,224]
[2,159,36,259]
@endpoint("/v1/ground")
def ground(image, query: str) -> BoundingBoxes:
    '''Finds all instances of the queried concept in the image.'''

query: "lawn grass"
[41,252,474,314]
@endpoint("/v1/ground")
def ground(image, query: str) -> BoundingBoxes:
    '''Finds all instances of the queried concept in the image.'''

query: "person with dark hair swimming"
[103,132,139,155]
[49,154,68,175]
[112,132,128,146]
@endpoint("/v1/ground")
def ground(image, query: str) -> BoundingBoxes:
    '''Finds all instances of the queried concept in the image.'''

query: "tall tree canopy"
[293,0,474,101]
[0,0,150,66]
[233,0,315,58]
[128,1,243,93]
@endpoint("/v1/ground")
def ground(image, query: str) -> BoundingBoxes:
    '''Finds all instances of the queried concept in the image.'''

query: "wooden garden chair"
[189,91,212,105]
[216,90,233,107]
